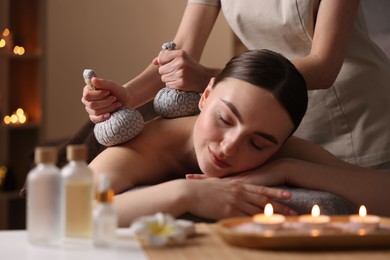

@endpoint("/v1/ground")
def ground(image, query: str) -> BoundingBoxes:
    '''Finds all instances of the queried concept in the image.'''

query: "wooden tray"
[216,216,390,250]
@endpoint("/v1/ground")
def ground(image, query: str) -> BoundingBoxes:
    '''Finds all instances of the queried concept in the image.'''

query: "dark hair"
[214,49,308,134]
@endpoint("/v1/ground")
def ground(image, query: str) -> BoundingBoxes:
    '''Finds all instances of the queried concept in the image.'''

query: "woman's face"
[193,77,294,177]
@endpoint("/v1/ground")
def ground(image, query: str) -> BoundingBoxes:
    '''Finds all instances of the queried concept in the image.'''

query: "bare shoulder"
[135,116,196,149]
[273,136,349,167]
[89,116,197,192]
[121,115,197,171]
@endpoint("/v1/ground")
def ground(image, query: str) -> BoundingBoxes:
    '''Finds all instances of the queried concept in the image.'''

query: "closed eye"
[250,139,264,151]
[218,113,232,126]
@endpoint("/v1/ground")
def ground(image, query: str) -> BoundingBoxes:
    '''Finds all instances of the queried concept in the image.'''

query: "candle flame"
[359,205,367,217]
[13,45,25,55]
[311,204,320,217]
[3,116,10,124]
[10,115,18,124]
[264,203,273,217]
[16,108,24,117]
[3,28,10,37]
[3,108,27,125]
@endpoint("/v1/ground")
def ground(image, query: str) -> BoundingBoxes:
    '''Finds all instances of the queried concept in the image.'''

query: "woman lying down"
[89,49,390,227]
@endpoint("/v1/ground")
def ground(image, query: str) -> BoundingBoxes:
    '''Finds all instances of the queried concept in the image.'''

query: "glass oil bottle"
[61,144,94,238]
[27,147,62,245]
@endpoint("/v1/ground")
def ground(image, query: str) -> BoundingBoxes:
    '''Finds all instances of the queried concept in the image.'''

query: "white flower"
[130,212,189,247]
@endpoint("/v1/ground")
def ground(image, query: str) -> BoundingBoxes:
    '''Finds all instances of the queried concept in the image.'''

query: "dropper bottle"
[93,175,117,247]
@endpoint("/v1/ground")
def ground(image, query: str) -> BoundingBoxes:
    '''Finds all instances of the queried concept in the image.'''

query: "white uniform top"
[189,0,390,167]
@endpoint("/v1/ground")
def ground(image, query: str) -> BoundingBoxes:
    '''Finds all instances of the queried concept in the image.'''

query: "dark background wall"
[361,0,390,57]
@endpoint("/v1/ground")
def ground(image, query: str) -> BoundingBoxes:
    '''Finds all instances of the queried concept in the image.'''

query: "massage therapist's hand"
[81,77,128,123]
[182,178,294,219]
[153,49,214,93]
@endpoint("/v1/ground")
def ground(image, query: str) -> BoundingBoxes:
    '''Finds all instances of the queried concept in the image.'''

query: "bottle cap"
[96,175,114,203]
[35,146,57,164]
[66,144,88,161]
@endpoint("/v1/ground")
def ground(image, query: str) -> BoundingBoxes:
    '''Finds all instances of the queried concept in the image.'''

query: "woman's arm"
[275,158,390,216]
[233,137,390,216]
[292,0,360,90]
[277,137,390,216]
[113,178,294,227]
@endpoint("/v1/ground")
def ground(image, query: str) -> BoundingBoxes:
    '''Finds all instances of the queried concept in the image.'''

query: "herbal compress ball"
[93,108,144,147]
[83,42,201,146]
[153,87,200,118]
[83,69,144,146]
[153,41,200,118]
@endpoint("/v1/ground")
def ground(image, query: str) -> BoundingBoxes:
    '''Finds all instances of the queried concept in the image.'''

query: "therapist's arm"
[292,0,360,90]
[123,3,221,108]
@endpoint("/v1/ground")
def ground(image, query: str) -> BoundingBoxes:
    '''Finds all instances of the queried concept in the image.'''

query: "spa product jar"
[61,144,94,238]
[27,147,63,245]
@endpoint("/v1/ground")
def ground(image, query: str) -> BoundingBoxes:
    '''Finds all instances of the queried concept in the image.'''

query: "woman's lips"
[208,148,231,168]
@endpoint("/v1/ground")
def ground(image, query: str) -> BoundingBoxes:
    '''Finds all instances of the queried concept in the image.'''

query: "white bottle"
[93,175,117,247]
[27,146,62,245]
[61,144,94,238]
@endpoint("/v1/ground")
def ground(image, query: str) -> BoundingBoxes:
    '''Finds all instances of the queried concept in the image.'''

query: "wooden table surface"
[144,223,390,260]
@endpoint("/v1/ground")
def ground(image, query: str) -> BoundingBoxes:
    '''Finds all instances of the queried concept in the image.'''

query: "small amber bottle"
[93,175,117,247]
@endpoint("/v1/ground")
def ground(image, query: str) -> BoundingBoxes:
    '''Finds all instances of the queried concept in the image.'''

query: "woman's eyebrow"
[254,131,278,145]
[220,99,243,123]
[220,98,279,145]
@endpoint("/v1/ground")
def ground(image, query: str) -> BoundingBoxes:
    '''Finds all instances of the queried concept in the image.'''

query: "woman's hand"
[187,159,289,187]
[81,77,128,123]
[228,159,291,186]
[183,177,295,220]
[153,49,217,93]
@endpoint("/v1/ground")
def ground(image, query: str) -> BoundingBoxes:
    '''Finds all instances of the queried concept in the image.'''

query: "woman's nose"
[220,132,241,156]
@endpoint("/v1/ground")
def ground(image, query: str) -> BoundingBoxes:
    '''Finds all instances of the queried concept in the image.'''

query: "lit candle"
[253,203,286,230]
[349,205,380,232]
[13,45,25,55]
[299,204,330,230]
[0,28,13,52]
[2,108,28,125]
